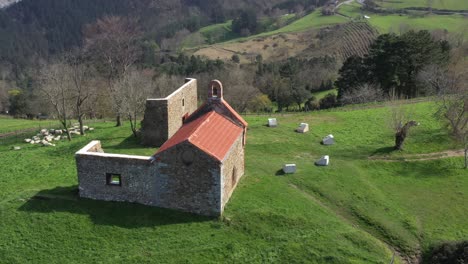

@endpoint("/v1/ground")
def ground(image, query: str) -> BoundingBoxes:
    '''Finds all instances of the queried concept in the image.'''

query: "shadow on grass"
[18,186,212,228]
[275,169,285,176]
[370,146,396,156]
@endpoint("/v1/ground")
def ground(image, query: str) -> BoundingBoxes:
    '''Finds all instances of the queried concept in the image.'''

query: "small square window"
[106,173,122,186]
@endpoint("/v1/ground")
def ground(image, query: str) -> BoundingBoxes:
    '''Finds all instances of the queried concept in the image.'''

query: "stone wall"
[220,135,245,211]
[153,142,222,216]
[75,141,156,205]
[141,78,198,147]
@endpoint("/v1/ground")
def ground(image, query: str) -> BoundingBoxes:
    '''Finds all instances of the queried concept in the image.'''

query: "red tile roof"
[155,111,244,162]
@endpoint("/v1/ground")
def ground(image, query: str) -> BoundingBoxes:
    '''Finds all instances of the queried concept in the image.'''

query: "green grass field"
[312,89,338,100]
[376,0,468,10]
[0,100,466,263]
[338,2,468,36]
[368,13,468,35]
[258,10,348,36]
[0,115,61,134]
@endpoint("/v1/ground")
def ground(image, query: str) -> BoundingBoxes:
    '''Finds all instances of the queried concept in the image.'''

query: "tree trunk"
[116,114,122,127]
[78,114,85,136]
[464,147,467,169]
[394,131,406,150]
[61,121,72,141]
[129,114,138,138]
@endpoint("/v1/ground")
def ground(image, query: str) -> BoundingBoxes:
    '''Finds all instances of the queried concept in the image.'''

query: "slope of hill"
[0,100,466,263]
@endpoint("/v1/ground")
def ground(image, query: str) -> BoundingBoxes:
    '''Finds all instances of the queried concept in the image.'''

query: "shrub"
[426,241,468,264]
[319,93,337,109]
[231,54,240,63]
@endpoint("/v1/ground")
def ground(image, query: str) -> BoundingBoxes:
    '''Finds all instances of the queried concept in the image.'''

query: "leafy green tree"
[232,9,258,36]
[8,89,28,116]
[336,30,450,101]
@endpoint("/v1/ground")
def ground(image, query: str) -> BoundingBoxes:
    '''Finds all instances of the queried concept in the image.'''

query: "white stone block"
[322,134,335,145]
[24,139,32,143]
[296,123,309,133]
[268,118,277,127]
[315,155,330,166]
[283,164,297,174]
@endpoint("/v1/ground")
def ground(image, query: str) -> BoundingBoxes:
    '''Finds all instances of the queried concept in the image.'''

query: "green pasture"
[311,89,338,100]
[0,100,466,263]
[376,0,468,11]
[258,10,348,36]
[0,115,61,134]
[338,2,468,36]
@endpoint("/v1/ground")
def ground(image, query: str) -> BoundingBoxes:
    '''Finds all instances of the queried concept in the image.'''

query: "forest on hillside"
[0,0,466,132]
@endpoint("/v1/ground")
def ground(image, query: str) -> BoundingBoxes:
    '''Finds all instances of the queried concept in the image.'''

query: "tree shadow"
[370,146,396,156]
[18,186,213,228]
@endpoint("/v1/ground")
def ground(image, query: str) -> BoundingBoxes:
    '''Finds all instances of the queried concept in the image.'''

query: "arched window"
[212,87,218,97]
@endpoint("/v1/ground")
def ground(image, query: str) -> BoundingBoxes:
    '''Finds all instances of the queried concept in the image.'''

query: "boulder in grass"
[89,128,95,131]
[12,146,21,151]
[54,136,61,141]
[24,139,32,143]
[40,129,48,135]
[296,123,309,133]
[282,164,297,174]
[55,130,63,135]
[268,118,277,127]
[83,126,89,131]
[49,129,55,134]
[322,134,335,145]
[315,155,330,166]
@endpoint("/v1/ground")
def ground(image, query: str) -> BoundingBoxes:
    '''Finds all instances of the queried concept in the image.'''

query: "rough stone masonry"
[76,79,248,216]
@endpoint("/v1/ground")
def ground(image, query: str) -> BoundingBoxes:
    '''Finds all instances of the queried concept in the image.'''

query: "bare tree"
[67,52,97,135]
[83,16,142,127]
[220,66,260,113]
[117,69,154,137]
[341,83,384,105]
[39,61,73,141]
[420,63,468,168]
[388,97,419,151]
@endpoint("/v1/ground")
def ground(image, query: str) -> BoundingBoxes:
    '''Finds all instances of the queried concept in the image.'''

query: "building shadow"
[275,169,285,176]
[111,135,147,150]
[18,186,213,228]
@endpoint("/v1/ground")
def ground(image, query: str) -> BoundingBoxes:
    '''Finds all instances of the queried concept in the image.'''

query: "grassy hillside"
[0,100,466,263]
[338,2,468,35]
[375,0,468,10]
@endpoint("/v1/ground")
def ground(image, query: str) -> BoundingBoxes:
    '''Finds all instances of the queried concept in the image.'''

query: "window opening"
[106,173,122,186]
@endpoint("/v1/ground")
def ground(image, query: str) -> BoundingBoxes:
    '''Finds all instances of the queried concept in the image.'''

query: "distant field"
[0,100,466,263]
[312,89,337,100]
[338,2,468,36]
[260,10,348,36]
[376,0,468,10]
[368,13,468,35]
[0,116,60,134]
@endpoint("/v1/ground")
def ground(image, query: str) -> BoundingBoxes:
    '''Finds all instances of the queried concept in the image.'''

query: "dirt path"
[369,149,465,162]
